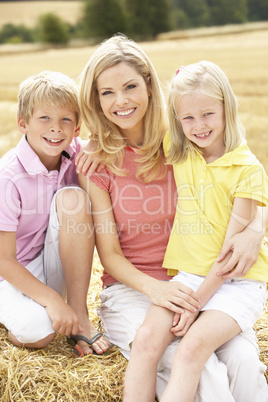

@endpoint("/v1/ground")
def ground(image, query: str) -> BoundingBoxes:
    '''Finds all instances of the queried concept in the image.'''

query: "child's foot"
[75,319,110,356]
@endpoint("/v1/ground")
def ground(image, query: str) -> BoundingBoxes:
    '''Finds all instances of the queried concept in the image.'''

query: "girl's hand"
[147,280,200,315]
[170,309,199,337]
[216,229,263,279]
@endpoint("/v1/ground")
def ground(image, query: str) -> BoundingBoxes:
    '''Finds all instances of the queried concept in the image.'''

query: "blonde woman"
[78,36,268,401]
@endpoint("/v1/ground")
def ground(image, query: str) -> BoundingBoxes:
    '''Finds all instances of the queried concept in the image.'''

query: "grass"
[0,1,82,29]
[0,26,268,399]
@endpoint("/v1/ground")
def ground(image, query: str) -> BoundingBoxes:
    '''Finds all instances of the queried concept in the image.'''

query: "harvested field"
[0,23,267,400]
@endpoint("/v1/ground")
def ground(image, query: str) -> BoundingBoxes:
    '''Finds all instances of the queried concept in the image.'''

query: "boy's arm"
[0,231,81,336]
[217,205,268,278]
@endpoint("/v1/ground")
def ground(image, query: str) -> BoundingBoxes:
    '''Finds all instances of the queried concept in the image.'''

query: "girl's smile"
[176,91,226,162]
[97,62,150,147]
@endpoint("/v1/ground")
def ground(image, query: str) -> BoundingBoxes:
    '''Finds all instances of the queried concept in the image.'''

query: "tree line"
[0,0,268,45]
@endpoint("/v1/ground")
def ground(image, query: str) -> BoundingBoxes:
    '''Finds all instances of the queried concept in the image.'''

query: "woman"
[78,34,268,401]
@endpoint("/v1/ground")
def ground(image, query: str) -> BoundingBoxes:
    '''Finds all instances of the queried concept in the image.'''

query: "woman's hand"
[75,140,105,177]
[146,279,200,315]
[216,228,263,279]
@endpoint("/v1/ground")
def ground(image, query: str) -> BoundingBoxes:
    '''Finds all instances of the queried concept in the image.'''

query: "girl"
[123,60,268,401]
[77,37,268,401]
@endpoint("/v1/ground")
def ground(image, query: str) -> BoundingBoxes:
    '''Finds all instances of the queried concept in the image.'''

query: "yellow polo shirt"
[163,133,268,282]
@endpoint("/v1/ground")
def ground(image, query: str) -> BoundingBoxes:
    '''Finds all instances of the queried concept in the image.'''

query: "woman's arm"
[75,140,104,177]
[171,197,258,335]
[79,174,200,314]
[216,204,268,278]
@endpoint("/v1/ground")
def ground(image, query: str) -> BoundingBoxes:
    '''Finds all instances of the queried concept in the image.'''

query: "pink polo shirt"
[0,135,83,280]
[90,146,177,287]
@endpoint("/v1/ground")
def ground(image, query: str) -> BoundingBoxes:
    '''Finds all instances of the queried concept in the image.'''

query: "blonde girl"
[124,60,268,402]
[77,38,268,401]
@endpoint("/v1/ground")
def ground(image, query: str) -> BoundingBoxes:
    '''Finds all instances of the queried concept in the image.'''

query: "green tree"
[0,23,34,44]
[125,0,171,39]
[82,0,126,40]
[173,0,210,28]
[207,0,248,25]
[248,0,268,21]
[38,13,70,45]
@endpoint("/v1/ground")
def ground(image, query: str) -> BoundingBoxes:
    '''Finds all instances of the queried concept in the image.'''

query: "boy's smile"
[18,105,80,171]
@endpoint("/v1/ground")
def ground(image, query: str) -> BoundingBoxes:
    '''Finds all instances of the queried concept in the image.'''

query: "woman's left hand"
[216,227,263,279]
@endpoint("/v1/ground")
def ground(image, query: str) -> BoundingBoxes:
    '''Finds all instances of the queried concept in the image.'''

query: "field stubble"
[0,29,268,169]
[0,28,268,400]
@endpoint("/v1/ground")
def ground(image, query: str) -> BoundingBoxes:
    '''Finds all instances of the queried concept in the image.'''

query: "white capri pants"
[0,187,80,344]
[98,283,268,402]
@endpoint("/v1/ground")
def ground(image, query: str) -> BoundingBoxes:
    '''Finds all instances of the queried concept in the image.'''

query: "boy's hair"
[167,60,245,164]
[17,71,81,125]
[79,34,167,182]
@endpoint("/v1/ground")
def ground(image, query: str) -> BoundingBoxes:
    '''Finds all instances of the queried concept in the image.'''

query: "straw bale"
[0,252,267,400]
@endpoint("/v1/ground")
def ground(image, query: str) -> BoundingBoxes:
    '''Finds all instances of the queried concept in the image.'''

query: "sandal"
[67,332,105,357]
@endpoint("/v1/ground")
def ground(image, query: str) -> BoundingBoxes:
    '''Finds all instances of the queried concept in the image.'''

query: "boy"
[0,71,109,356]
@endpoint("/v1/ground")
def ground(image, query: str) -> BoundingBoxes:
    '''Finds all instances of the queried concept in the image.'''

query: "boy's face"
[18,105,80,170]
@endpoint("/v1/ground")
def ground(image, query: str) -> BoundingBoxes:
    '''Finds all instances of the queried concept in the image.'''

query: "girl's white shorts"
[98,282,268,401]
[171,271,267,331]
[0,186,81,343]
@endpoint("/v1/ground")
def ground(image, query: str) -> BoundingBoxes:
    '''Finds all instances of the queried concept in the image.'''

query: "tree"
[38,13,70,45]
[82,0,126,40]
[207,0,248,26]
[0,23,34,44]
[248,0,268,21]
[125,0,171,39]
[173,0,210,28]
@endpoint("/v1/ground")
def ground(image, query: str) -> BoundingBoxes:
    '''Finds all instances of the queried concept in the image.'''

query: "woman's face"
[97,62,150,146]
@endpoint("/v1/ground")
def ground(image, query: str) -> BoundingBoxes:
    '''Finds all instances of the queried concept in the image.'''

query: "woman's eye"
[126,84,136,90]
[101,90,112,96]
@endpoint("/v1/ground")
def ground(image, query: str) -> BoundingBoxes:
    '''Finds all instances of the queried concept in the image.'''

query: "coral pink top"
[90,146,177,287]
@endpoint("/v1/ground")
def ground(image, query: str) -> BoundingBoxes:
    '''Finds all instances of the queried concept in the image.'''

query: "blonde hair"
[18,71,81,125]
[167,60,245,164]
[79,34,167,182]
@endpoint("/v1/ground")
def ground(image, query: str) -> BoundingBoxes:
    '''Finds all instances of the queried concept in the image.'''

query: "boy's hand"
[170,309,199,337]
[45,298,83,336]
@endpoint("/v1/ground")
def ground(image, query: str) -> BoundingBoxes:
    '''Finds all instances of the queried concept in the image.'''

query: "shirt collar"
[196,140,255,167]
[17,135,77,175]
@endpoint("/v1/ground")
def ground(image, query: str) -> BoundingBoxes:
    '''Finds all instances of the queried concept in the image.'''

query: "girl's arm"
[171,197,257,336]
[79,174,200,315]
[216,205,268,278]
[197,197,258,307]
[0,231,81,336]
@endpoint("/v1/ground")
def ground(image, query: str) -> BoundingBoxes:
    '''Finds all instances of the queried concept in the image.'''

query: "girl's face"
[176,91,226,163]
[97,62,150,147]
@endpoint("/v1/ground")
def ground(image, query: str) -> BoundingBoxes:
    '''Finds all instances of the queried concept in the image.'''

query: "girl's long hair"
[167,61,245,164]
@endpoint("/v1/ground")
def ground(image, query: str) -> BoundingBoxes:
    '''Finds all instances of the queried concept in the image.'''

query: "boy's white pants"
[0,189,67,343]
[98,283,268,402]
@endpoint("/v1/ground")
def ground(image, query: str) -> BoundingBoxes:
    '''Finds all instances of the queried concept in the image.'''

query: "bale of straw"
[0,253,267,400]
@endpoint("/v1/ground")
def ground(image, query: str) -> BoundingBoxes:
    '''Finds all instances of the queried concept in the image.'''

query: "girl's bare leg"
[161,310,241,402]
[123,304,176,402]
